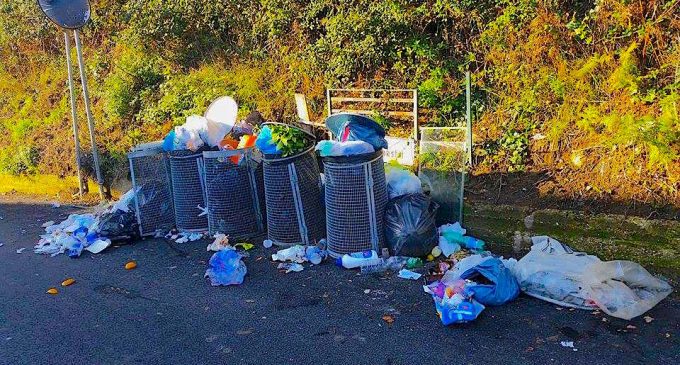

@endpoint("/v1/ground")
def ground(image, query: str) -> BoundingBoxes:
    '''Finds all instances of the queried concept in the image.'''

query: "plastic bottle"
[336,250,381,269]
[360,258,386,274]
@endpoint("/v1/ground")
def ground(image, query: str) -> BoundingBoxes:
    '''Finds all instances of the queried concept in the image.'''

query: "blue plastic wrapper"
[325,113,388,150]
[254,126,281,155]
[460,257,520,306]
[162,130,176,151]
[436,298,485,325]
[205,249,247,286]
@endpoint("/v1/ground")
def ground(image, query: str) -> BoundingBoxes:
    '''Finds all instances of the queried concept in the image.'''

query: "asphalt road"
[0,197,678,364]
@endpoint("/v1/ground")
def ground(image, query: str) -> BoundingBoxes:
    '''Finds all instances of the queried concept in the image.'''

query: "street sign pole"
[64,32,84,196]
[73,29,104,199]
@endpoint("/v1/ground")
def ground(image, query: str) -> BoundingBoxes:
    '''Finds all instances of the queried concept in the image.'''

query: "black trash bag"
[97,181,166,241]
[97,207,139,242]
[384,193,439,257]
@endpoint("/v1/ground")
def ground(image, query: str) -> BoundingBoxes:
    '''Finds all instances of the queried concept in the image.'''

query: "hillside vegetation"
[0,0,678,207]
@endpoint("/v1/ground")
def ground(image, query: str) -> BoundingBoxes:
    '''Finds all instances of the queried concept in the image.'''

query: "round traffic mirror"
[37,0,91,30]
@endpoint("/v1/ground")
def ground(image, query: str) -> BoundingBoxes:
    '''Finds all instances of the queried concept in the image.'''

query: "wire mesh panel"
[418,128,467,225]
[263,146,325,247]
[202,149,264,238]
[323,151,388,258]
[128,143,175,236]
[169,150,208,232]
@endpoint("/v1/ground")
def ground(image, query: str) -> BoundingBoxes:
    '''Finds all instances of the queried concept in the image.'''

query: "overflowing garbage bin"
[261,124,325,247]
[320,113,390,257]
[202,148,265,238]
[169,150,208,232]
[323,151,388,257]
[127,142,175,237]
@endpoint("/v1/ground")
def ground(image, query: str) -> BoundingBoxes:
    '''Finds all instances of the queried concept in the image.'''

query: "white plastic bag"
[513,236,672,319]
[384,165,422,199]
[175,115,208,151]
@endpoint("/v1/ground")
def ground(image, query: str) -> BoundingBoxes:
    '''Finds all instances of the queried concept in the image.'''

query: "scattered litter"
[46,288,58,295]
[406,257,423,269]
[644,316,654,323]
[84,239,111,254]
[207,233,230,251]
[234,242,254,251]
[42,221,55,227]
[236,329,254,336]
[626,325,637,330]
[438,223,485,252]
[363,289,371,294]
[398,269,422,280]
[16,248,25,254]
[175,232,204,244]
[277,263,304,273]
[125,261,137,270]
[35,189,141,257]
[61,278,75,287]
[382,314,395,325]
[272,245,307,263]
[513,236,673,319]
[560,341,577,351]
[272,245,326,266]
[0,243,4,247]
[205,249,247,286]
[263,239,273,248]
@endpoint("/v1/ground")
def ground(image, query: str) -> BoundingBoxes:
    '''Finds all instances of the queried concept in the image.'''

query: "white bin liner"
[513,236,672,320]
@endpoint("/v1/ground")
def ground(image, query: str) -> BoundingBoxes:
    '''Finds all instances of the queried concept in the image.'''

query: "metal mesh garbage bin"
[263,139,325,247]
[169,150,208,232]
[202,148,265,238]
[323,151,388,257]
[127,142,175,236]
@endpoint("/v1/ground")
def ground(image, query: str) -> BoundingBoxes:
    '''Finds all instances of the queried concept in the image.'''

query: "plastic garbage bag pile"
[512,236,673,320]
[162,97,259,154]
[34,189,139,257]
[424,254,520,325]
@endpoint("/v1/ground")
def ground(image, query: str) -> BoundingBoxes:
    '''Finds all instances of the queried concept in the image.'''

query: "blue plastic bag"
[435,298,485,325]
[325,113,388,150]
[255,125,281,155]
[205,249,247,286]
[460,257,520,306]
[162,130,176,151]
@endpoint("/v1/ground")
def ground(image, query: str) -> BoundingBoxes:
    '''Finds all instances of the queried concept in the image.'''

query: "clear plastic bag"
[513,236,672,319]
